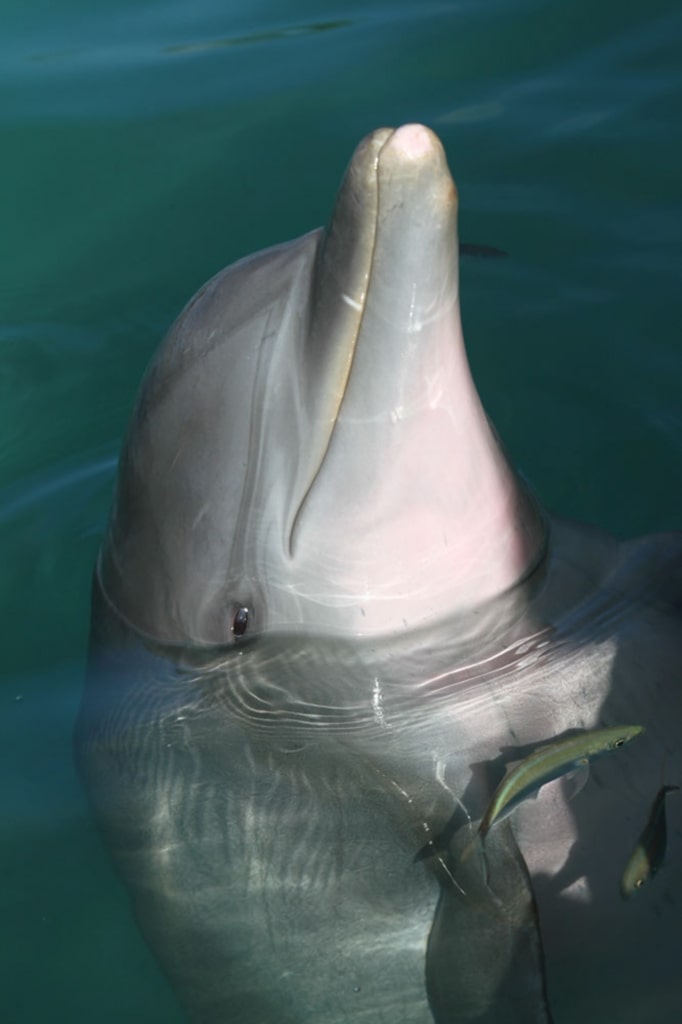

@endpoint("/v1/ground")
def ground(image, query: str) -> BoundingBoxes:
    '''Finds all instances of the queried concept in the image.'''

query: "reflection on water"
[0,450,116,528]
[163,20,352,56]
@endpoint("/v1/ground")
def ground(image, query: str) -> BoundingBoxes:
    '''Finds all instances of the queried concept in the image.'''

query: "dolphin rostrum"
[76,124,682,1023]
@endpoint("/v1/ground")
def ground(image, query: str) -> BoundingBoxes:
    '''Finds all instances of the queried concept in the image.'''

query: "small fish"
[621,784,679,898]
[478,724,644,841]
[459,241,508,259]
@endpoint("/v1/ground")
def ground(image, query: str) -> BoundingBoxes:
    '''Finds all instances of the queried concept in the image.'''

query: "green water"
[2,1,681,1020]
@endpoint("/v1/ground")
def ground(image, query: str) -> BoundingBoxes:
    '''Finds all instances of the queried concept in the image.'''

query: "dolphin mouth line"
[286,133,391,559]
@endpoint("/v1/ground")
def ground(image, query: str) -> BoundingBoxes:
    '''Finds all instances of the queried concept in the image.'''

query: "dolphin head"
[100,124,546,644]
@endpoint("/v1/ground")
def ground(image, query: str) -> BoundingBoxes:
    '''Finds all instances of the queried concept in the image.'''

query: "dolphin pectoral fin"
[426,821,554,1023]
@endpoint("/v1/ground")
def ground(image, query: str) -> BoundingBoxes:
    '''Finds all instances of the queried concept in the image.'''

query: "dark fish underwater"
[75,124,682,1023]
[621,784,679,898]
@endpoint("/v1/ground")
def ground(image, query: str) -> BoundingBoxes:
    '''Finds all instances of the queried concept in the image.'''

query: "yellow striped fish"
[479,724,644,841]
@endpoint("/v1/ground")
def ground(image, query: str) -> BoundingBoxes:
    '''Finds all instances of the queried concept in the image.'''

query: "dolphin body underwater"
[75,125,682,1022]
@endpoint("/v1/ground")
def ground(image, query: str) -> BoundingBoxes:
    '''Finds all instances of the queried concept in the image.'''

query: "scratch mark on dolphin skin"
[191,504,210,531]
[407,281,418,332]
[169,441,186,471]
[342,292,364,312]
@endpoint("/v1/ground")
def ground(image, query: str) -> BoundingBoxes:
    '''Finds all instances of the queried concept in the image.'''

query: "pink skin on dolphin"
[77,125,682,1023]
[100,124,545,643]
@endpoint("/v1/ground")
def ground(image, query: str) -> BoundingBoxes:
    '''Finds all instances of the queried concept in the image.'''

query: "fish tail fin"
[564,759,590,801]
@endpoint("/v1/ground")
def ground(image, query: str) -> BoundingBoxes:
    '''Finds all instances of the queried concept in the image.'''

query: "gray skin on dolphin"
[75,125,682,1023]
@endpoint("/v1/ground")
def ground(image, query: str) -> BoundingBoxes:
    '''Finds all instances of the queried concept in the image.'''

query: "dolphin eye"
[232,606,250,638]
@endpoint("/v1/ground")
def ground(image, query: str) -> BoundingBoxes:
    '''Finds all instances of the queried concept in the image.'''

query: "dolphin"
[75,124,682,1023]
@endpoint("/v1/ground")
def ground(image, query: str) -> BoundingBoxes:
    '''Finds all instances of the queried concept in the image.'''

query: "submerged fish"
[459,241,508,259]
[621,784,679,898]
[478,725,644,841]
